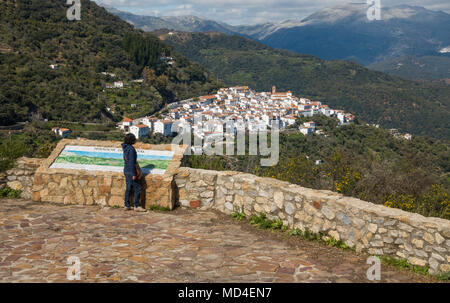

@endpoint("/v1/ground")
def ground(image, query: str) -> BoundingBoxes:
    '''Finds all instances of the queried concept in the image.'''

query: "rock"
[284,202,295,215]
[389,230,398,238]
[373,217,385,224]
[329,230,340,241]
[384,220,396,226]
[414,249,428,258]
[428,258,439,270]
[368,248,383,255]
[423,232,435,244]
[412,239,424,249]
[378,228,387,234]
[7,181,22,191]
[254,203,263,213]
[273,191,284,209]
[398,223,413,232]
[189,200,200,209]
[370,241,384,248]
[434,233,445,245]
[431,253,445,262]
[439,264,450,272]
[383,237,394,244]
[322,220,332,231]
[337,213,351,225]
[408,257,427,267]
[200,191,214,199]
[224,202,233,212]
[256,197,268,204]
[32,191,41,202]
[313,201,321,209]
[321,206,335,220]
[368,223,378,234]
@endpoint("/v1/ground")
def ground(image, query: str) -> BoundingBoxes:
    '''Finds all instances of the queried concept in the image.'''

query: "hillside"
[0,0,220,125]
[159,31,450,139]
[368,55,450,81]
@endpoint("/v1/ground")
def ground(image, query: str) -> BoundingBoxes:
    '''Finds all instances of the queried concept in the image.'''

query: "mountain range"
[103,5,240,35]
[105,3,450,74]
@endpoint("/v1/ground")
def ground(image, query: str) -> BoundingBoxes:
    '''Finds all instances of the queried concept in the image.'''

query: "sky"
[94,0,450,25]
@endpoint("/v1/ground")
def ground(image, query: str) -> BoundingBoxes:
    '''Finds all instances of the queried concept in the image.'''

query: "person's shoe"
[124,206,132,211]
[134,207,147,212]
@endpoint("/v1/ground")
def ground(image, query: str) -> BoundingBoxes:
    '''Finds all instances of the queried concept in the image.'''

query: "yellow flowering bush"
[384,194,417,212]
[419,185,449,219]
[334,168,361,195]
[384,185,449,219]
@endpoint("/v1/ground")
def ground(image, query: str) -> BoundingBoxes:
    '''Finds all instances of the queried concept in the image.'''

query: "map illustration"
[50,145,174,175]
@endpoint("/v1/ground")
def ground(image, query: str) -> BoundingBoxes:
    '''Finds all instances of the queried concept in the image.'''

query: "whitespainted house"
[52,127,71,138]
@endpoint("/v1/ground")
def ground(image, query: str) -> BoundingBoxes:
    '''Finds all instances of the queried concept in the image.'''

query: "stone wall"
[175,168,450,275]
[31,139,186,210]
[1,158,43,199]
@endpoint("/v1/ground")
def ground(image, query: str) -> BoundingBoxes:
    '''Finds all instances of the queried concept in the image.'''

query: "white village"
[118,86,355,142]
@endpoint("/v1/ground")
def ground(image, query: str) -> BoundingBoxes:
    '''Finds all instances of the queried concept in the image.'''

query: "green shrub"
[249,213,288,230]
[149,205,171,212]
[0,187,22,199]
[231,212,246,221]
[0,136,27,172]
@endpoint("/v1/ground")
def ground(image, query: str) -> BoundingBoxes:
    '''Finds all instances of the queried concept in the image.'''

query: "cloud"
[94,0,450,25]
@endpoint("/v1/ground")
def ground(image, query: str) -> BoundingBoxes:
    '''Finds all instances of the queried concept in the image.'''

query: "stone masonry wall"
[175,168,450,275]
[30,139,185,210]
[1,158,43,199]
[32,171,176,209]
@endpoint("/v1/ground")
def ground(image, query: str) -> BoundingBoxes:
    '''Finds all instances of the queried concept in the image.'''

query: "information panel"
[50,145,175,175]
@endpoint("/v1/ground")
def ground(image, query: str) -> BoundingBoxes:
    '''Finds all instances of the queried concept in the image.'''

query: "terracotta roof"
[135,124,149,129]
[200,95,217,99]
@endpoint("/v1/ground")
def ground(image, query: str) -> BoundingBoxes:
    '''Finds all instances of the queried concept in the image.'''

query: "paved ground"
[0,199,437,283]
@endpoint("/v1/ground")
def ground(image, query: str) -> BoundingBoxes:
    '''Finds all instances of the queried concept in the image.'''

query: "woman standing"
[122,134,146,212]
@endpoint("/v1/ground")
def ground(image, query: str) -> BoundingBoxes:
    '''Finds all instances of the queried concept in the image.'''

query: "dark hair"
[124,133,137,145]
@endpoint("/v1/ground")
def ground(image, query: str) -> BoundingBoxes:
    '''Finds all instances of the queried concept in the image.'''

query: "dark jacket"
[122,143,137,176]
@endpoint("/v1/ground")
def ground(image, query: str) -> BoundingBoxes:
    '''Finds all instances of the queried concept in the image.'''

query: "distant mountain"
[234,20,301,40]
[368,54,450,81]
[105,3,450,69]
[103,5,239,35]
[158,30,450,139]
[256,4,450,66]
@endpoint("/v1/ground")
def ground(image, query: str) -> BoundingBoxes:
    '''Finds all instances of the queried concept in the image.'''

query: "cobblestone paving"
[0,199,435,283]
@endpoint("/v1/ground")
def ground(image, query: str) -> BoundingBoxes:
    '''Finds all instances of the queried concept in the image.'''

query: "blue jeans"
[124,174,142,208]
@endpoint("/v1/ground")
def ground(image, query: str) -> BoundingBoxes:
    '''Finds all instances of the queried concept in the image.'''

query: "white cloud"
[94,0,450,25]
